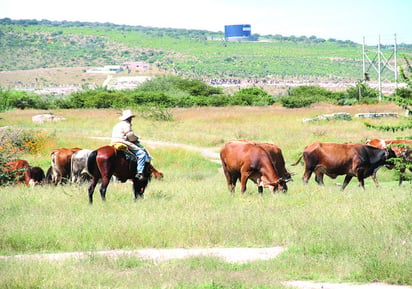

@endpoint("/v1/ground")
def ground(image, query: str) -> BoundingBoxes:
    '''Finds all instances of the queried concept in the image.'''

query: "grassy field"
[0,104,411,288]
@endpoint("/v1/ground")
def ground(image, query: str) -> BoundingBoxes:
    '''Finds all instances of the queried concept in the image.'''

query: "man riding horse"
[110,110,152,180]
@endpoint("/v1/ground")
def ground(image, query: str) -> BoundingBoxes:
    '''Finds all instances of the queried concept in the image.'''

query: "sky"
[1,0,411,45]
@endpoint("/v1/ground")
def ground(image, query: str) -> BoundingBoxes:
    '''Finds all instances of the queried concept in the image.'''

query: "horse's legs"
[132,179,145,201]
[99,175,112,202]
[88,177,99,204]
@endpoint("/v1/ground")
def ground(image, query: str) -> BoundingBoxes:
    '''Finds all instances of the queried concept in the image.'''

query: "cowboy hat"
[119,110,135,120]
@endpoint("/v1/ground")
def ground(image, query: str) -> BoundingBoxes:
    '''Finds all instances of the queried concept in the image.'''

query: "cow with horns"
[220,140,292,194]
[292,142,394,190]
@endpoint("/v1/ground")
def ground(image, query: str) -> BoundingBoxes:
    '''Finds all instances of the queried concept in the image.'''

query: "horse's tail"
[87,150,98,176]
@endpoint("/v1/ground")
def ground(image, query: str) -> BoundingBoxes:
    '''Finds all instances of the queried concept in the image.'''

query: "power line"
[362,34,398,101]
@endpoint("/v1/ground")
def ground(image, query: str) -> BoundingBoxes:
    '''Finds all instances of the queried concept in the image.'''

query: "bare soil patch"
[0,247,285,264]
[1,248,410,289]
[283,281,411,289]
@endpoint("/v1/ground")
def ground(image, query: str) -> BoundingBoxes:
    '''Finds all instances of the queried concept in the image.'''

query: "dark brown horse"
[87,145,152,204]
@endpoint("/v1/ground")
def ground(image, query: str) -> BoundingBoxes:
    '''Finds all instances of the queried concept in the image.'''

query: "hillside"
[1,19,411,92]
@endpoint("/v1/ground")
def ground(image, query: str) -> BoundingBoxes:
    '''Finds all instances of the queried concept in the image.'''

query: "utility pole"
[378,35,382,102]
[394,34,398,89]
[362,35,398,102]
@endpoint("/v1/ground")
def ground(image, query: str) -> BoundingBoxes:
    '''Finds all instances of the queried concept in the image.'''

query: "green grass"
[0,104,411,288]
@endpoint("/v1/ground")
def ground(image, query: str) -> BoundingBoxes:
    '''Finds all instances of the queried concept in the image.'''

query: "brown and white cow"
[50,147,82,185]
[71,149,92,183]
[220,140,289,194]
[366,138,412,185]
[292,142,393,190]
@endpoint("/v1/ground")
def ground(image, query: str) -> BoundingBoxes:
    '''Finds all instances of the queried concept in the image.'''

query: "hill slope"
[1,19,411,90]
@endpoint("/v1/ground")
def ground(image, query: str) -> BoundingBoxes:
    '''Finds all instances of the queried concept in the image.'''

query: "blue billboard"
[224,24,251,41]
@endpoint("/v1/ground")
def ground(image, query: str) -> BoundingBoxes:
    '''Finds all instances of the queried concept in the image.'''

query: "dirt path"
[143,139,221,164]
[283,281,411,289]
[2,247,410,289]
[0,247,285,263]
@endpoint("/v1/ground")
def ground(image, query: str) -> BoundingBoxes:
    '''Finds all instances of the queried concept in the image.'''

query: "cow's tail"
[291,154,303,166]
[87,150,98,176]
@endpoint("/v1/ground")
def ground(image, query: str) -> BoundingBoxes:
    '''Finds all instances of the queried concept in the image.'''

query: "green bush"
[137,75,223,97]
[280,86,332,108]
[395,87,412,101]
[230,88,274,106]
[67,88,131,108]
[174,78,223,96]
[345,83,378,104]
[279,84,379,108]
[0,88,51,110]
[132,91,176,106]
[0,87,13,111]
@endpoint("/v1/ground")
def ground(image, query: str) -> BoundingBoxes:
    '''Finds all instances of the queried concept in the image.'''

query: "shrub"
[137,75,223,97]
[174,78,223,96]
[67,88,131,108]
[279,86,332,108]
[0,128,51,184]
[345,83,378,105]
[0,88,13,111]
[230,88,274,106]
[0,88,51,110]
[132,91,176,107]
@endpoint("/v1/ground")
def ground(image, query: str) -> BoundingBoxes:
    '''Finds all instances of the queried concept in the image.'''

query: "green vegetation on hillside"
[2,18,410,81]
[0,75,383,112]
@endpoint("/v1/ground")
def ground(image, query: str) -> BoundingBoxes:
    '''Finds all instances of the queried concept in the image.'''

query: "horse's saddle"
[111,143,137,162]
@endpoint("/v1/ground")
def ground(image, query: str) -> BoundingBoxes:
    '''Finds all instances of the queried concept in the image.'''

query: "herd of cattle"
[2,148,93,186]
[2,138,411,194]
[2,147,164,187]
[219,138,411,192]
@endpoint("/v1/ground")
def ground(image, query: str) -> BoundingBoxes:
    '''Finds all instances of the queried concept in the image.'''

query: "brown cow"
[239,140,292,191]
[1,159,45,185]
[1,159,31,185]
[365,138,412,185]
[220,140,288,194]
[50,147,82,184]
[149,164,164,180]
[292,142,393,190]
